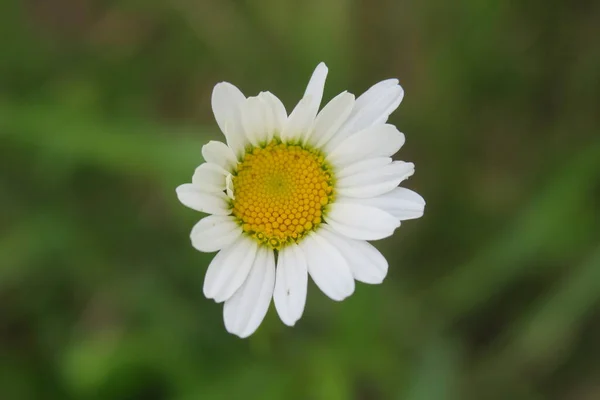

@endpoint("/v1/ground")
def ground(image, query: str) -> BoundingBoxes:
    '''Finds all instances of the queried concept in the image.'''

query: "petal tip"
[315,61,328,71]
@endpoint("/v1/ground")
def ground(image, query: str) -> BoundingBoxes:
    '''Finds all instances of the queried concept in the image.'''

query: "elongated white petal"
[241,96,271,147]
[176,184,231,215]
[211,82,248,159]
[337,161,415,198]
[324,203,399,241]
[354,79,403,122]
[357,187,425,220]
[336,157,391,179]
[303,62,328,116]
[330,80,404,148]
[280,96,314,143]
[201,141,238,174]
[203,236,258,303]
[354,79,399,110]
[305,91,355,147]
[326,124,405,168]
[190,215,242,253]
[273,243,308,326]
[226,173,235,200]
[281,63,329,143]
[319,226,388,284]
[223,246,275,338]
[192,163,228,192]
[300,231,354,301]
[258,91,287,139]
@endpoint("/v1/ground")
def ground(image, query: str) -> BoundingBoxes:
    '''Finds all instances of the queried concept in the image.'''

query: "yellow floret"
[231,140,334,249]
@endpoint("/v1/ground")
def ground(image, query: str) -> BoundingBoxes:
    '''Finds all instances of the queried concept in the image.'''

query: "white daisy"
[176,62,425,338]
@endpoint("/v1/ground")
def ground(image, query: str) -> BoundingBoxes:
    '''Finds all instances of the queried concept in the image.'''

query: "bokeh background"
[2,0,600,399]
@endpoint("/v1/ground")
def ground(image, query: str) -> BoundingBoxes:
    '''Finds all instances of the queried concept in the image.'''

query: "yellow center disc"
[231,140,334,249]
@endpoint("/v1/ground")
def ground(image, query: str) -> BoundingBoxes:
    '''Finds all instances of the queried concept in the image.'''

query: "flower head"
[176,63,425,337]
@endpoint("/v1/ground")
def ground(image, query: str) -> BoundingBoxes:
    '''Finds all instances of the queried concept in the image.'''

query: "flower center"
[231,140,334,249]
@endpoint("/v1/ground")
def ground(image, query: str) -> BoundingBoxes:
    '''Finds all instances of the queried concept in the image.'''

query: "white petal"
[223,246,275,338]
[176,184,231,215]
[300,231,355,301]
[319,226,388,284]
[273,243,308,326]
[336,161,415,198]
[324,202,400,241]
[305,91,355,148]
[226,173,235,200]
[211,82,248,159]
[353,79,403,122]
[357,187,425,220]
[190,215,242,253]
[258,91,287,138]
[192,163,228,192]
[201,141,238,173]
[203,236,258,303]
[280,96,314,143]
[302,62,329,116]
[330,80,404,148]
[281,63,329,143]
[240,96,271,147]
[354,79,399,109]
[336,157,391,179]
[326,124,405,169]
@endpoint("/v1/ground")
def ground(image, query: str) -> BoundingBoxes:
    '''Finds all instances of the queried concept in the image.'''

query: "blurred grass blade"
[505,244,600,370]
[432,141,600,320]
[403,335,460,400]
[0,102,209,185]
[469,245,600,393]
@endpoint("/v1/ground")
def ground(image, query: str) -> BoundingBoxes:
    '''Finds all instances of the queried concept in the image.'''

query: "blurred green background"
[1,0,600,399]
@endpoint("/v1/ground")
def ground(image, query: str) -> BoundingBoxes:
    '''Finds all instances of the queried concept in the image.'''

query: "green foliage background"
[1,0,600,399]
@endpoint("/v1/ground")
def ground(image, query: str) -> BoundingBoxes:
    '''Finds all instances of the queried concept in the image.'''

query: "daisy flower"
[176,62,425,338]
